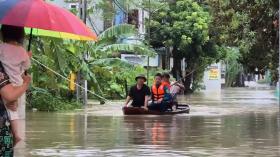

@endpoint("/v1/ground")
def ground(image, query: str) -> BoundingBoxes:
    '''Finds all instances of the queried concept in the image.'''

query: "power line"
[88,16,100,35]
[114,0,128,14]
[31,57,111,103]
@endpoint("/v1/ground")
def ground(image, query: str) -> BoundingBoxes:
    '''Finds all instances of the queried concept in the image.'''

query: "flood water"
[17,87,280,157]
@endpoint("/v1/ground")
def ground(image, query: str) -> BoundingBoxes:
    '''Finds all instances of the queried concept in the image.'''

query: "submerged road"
[17,87,280,157]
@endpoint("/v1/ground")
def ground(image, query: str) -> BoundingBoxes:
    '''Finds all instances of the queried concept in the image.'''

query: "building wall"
[203,63,222,91]
[202,62,222,100]
[138,8,148,38]
[47,0,68,8]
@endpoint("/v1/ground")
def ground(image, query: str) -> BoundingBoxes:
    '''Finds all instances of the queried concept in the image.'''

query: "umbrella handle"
[27,28,33,51]
[26,28,33,75]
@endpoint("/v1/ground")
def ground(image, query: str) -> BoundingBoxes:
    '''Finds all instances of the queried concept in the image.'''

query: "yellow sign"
[209,67,219,80]
[69,72,76,91]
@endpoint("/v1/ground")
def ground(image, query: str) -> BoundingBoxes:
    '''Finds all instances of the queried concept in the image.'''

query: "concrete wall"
[202,63,222,100]
[138,8,148,38]
[203,63,222,91]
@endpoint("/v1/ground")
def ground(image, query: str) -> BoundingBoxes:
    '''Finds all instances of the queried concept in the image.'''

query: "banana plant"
[31,24,155,99]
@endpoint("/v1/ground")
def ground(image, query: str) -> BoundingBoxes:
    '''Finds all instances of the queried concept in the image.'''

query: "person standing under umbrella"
[0,43,31,156]
[0,25,32,146]
[0,67,30,156]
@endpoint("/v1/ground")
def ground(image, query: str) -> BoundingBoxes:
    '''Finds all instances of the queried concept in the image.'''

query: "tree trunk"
[171,57,181,80]
[183,69,193,93]
[125,79,128,97]
[235,72,245,87]
[171,57,194,93]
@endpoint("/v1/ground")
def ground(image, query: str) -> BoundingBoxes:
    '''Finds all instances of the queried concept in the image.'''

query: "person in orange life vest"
[148,73,170,112]
[124,74,151,110]
[162,72,171,89]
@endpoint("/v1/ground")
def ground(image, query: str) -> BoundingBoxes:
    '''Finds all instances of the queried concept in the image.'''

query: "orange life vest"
[162,81,171,90]
[152,84,165,101]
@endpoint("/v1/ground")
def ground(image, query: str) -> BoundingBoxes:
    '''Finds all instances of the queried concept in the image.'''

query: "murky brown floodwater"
[16,87,280,157]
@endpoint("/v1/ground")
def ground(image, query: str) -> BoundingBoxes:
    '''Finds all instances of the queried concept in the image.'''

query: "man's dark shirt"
[129,84,151,107]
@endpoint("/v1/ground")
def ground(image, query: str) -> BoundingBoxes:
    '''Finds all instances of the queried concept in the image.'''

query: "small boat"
[122,104,190,115]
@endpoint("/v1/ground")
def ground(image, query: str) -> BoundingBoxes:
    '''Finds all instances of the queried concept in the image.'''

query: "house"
[47,0,104,35]
[48,0,164,68]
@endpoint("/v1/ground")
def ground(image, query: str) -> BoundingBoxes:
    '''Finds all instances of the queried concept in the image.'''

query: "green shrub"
[27,87,81,112]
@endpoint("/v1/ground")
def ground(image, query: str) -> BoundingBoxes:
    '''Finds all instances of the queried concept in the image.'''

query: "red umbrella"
[0,0,97,49]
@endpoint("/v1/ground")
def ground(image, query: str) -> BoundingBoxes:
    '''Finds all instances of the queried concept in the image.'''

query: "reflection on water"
[17,88,280,157]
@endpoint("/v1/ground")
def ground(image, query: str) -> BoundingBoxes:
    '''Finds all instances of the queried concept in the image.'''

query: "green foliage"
[30,24,155,106]
[89,57,164,99]
[95,0,157,20]
[90,24,155,57]
[27,87,81,112]
[95,0,115,22]
[149,0,220,92]
[220,47,243,87]
[98,24,137,40]
[206,0,256,52]
[31,38,79,92]
[206,0,278,81]
[150,0,211,48]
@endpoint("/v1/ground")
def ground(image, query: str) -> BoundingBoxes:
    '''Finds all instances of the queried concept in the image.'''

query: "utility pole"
[79,0,88,107]
[76,0,83,104]
[79,0,88,145]
[82,0,87,23]
[278,2,280,106]
[147,0,151,86]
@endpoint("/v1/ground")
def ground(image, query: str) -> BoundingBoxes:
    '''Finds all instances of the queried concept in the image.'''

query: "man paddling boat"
[162,73,185,97]
[161,73,185,110]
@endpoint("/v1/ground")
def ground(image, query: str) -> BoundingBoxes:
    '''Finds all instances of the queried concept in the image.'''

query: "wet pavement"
[16,87,280,157]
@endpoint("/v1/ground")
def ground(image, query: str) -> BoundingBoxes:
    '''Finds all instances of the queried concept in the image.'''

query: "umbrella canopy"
[0,0,97,41]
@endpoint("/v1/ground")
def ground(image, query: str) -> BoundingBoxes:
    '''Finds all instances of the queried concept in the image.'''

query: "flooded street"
[19,87,280,157]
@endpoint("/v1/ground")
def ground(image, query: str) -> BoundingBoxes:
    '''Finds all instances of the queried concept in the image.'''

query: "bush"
[27,87,81,112]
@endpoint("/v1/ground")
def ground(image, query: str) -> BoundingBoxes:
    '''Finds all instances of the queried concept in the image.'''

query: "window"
[128,9,139,28]
[68,3,78,10]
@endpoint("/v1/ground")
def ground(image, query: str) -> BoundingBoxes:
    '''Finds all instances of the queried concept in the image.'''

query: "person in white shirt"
[0,25,31,145]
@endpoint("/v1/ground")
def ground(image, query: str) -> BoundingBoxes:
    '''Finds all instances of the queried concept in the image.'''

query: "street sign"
[208,66,219,80]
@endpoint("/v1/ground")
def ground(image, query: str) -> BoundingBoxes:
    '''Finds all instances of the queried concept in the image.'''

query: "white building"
[47,0,78,9]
